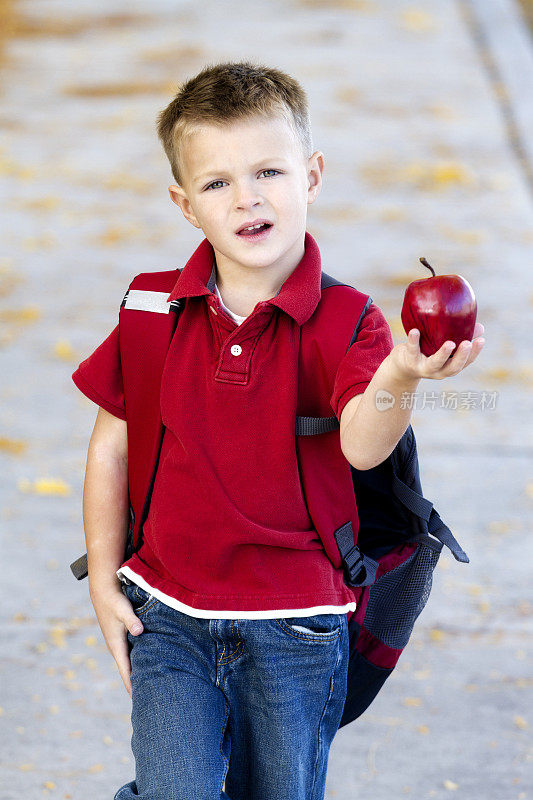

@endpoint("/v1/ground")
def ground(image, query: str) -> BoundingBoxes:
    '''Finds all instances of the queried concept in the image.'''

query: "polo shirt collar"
[166,230,322,326]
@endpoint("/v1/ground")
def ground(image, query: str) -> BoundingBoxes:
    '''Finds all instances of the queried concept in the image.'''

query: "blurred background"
[0,0,532,798]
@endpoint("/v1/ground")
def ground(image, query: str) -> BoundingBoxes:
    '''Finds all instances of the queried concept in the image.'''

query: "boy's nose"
[233,183,264,207]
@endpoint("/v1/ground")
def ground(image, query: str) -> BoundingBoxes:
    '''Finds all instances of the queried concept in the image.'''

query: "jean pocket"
[123,582,158,615]
[277,614,343,642]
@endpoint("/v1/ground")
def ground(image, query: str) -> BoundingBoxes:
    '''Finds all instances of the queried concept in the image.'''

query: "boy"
[73,61,485,800]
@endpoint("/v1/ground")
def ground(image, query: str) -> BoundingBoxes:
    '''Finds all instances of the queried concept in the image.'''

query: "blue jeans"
[114,581,349,800]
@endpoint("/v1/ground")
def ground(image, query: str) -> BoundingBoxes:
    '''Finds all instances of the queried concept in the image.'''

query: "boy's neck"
[215,272,282,317]
[213,237,305,317]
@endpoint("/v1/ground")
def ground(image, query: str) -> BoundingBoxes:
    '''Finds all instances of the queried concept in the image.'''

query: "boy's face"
[168,115,324,281]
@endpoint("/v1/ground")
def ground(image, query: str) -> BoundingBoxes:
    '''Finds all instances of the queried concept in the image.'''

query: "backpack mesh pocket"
[363,536,442,650]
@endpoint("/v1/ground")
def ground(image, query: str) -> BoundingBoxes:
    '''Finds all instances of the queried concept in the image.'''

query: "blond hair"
[156,60,314,186]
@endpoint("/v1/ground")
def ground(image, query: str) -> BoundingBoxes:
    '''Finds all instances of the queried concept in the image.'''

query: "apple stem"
[419,257,436,277]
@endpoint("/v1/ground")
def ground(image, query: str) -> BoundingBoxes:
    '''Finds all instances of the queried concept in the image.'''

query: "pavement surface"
[0,0,532,798]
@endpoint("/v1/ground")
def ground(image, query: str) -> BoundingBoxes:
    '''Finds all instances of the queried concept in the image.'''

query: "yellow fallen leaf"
[380,271,420,288]
[514,715,528,730]
[19,763,35,771]
[426,103,457,120]
[429,628,445,642]
[48,705,60,714]
[488,520,512,535]
[88,763,104,773]
[53,339,77,360]
[49,626,67,648]
[103,735,113,745]
[400,9,436,32]
[438,226,485,245]
[43,781,56,789]
[85,636,97,647]
[34,478,71,496]
[23,234,57,251]
[444,779,459,790]
[0,437,27,454]
[403,697,422,707]
[480,366,512,383]
[378,206,407,222]
[417,724,429,734]
[103,173,153,192]
[0,306,41,323]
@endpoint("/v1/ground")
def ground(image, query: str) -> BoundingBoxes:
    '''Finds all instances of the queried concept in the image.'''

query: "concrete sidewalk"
[0,0,531,797]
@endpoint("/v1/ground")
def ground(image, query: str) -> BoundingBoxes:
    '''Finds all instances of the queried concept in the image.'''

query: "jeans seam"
[218,693,231,797]
[220,642,245,665]
[310,632,344,799]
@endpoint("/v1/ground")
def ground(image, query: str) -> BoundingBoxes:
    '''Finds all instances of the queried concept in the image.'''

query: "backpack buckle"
[334,521,379,587]
[344,545,367,585]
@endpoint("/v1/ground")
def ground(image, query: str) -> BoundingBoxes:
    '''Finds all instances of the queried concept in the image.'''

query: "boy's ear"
[307,151,324,205]
[168,185,201,229]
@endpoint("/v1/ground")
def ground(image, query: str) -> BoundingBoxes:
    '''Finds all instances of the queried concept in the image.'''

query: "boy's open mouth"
[235,222,273,240]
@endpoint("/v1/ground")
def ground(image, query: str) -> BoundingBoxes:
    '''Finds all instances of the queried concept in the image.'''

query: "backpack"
[70,270,469,730]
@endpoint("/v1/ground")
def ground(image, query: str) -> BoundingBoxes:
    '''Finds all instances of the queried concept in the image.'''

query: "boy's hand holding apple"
[389,257,485,382]
[390,323,485,382]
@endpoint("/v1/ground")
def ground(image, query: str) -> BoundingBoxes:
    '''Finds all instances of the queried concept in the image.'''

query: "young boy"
[73,61,485,800]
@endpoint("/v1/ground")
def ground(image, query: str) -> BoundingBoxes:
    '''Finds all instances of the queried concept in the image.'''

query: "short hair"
[156,60,314,186]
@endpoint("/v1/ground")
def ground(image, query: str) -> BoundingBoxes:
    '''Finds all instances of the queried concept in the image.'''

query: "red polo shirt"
[72,232,393,619]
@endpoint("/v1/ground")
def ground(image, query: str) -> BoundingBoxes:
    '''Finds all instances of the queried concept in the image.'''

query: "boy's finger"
[430,339,457,368]
[436,340,474,373]
[407,329,420,349]
[461,337,484,368]
[113,638,133,697]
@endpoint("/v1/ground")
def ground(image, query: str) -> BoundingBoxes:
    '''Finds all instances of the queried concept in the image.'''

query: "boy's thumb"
[130,618,143,635]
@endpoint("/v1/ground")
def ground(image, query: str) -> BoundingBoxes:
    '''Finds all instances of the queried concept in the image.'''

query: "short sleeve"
[72,323,126,420]
[330,303,394,422]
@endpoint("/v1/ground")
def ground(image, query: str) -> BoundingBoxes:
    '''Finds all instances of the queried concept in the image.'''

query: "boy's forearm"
[341,353,421,470]
[82,443,130,594]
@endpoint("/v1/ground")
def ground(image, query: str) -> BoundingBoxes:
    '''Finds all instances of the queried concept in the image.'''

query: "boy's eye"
[204,169,281,191]
[205,180,225,190]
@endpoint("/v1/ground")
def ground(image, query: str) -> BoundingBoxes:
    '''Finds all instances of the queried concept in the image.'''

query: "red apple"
[401,257,477,357]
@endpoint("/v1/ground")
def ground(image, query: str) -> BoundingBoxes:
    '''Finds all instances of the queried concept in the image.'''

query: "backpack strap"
[70,270,184,580]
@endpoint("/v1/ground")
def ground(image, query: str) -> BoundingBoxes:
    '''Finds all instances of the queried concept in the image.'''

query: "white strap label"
[123,290,173,314]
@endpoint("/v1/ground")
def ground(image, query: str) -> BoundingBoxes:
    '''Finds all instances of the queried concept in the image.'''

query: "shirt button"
[230,344,242,356]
